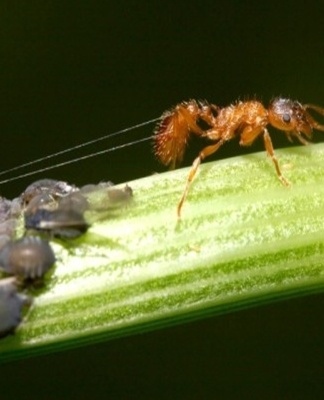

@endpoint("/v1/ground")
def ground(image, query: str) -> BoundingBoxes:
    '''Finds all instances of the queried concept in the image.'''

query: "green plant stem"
[1,144,324,362]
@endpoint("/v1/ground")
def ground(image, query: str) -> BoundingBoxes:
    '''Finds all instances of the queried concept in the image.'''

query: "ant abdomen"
[154,100,203,168]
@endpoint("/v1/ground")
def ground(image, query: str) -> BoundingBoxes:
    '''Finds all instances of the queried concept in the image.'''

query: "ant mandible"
[154,98,324,218]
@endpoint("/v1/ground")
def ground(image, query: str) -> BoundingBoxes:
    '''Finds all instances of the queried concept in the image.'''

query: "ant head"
[268,98,313,137]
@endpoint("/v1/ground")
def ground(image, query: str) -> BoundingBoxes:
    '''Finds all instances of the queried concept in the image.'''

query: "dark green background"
[1,1,324,398]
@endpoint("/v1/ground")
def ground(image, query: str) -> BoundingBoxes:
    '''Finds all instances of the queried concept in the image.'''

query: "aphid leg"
[263,129,290,186]
[177,140,225,218]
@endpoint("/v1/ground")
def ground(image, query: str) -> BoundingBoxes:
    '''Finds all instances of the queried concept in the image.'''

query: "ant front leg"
[177,140,225,218]
[304,104,324,130]
[263,129,290,187]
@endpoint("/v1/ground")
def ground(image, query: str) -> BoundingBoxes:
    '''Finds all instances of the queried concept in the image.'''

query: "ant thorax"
[205,100,269,142]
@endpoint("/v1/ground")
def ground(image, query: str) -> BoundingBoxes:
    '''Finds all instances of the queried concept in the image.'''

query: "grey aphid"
[21,179,78,206]
[58,191,89,213]
[0,236,56,279]
[107,184,133,203]
[24,193,57,216]
[0,278,31,337]
[0,196,12,223]
[25,208,89,239]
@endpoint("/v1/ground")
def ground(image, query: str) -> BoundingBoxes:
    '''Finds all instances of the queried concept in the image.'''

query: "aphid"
[0,236,56,279]
[0,197,20,244]
[21,178,78,206]
[24,193,57,216]
[154,98,324,217]
[0,220,17,240]
[0,196,13,223]
[0,234,11,249]
[0,277,31,338]
[80,181,114,193]
[25,208,90,239]
[107,184,133,204]
[0,196,21,224]
[80,182,133,207]
[21,178,90,238]
[58,191,89,213]
[10,197,23,218]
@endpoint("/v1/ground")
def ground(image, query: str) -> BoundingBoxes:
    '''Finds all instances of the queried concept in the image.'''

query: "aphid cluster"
[0,178,133,338]
[154,97,324,217]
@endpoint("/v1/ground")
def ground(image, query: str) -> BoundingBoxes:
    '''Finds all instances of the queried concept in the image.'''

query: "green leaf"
[1,144,324,363]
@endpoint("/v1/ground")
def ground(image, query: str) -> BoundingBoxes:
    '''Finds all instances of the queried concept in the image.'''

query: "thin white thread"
[0,135,154,185]
[0,117,159,178]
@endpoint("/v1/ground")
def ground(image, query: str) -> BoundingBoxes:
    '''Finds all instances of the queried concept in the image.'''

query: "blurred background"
[1,1,324,398]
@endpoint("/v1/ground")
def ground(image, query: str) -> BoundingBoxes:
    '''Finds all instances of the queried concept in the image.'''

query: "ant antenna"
[0,117,160,178]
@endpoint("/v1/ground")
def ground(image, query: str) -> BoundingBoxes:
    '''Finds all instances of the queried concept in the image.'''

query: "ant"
[154,98,324,218]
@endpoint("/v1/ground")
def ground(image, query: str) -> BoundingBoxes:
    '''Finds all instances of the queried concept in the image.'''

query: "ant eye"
[282,113,291,123]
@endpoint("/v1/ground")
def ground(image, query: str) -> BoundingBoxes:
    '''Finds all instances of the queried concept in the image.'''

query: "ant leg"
[304,104,324,131]
[198,102,219,126]
[291,130,311,146]
[263,129,290,186]
[177,140,225,218]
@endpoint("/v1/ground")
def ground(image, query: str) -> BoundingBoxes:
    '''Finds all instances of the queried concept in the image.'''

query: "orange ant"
[154,98,324,218]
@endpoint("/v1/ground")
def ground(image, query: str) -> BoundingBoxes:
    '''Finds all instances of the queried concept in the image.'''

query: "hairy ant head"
[268,98,313,137]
